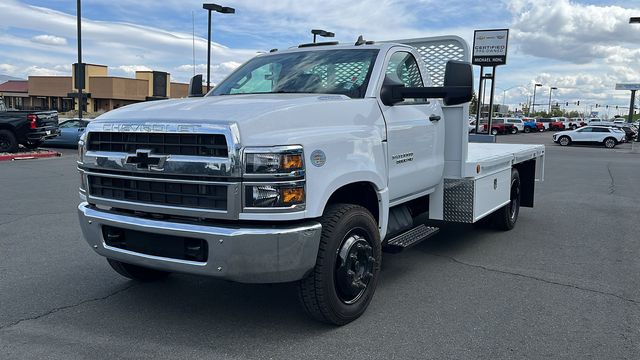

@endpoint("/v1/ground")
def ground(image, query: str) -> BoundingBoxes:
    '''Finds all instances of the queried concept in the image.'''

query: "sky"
[0,0,639,116]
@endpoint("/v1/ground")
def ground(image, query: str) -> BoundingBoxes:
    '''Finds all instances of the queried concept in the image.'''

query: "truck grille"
[87,132,228,157]
[88,175,227,211]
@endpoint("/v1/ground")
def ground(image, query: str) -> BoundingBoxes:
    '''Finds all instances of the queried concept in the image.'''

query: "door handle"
[429,114,441,122]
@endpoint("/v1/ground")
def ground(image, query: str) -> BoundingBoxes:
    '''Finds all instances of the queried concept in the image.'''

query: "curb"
[0,150,62,162]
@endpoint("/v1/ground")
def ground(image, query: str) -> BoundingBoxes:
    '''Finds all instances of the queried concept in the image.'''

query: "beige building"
[0,63,200,113]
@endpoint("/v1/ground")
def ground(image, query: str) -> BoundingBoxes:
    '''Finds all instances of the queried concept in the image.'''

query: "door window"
[384,52,425,104]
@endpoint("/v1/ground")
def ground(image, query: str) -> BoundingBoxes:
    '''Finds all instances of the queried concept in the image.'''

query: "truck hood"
[96,94,352,123]
[92,94,383,146]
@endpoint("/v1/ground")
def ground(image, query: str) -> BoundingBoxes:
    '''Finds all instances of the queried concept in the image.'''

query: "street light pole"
[203,3,235,92]
[76,0,83,120]
[548,86,557,114]
[630,17,639,141]
[531,83,542,116]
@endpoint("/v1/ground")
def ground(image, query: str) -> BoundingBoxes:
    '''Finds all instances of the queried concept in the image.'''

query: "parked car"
[504,118,524,133]
[567,117,585,129]
[43,119,90,147]
[549,119,566,131]
[553,126,627,148]
[482,118,516,135]
[537,118,554,130]
[522,118,544,133]
[609,124,637,142]
[0,99,59,152]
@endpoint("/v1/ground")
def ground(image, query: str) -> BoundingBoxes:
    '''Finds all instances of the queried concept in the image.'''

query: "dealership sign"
[615,83,640,91]
[472,29,509,66]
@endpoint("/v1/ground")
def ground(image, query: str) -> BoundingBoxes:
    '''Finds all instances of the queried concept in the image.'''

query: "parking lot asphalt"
[1,134,639,359]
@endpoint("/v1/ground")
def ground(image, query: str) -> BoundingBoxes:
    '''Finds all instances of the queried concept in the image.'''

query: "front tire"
[524,127,531,133]
[107,259,170,282]
[558,136,571,146]
[511,128,518,134]
[491,128,498,135]
[604,137,617,148]
[298,204,381,325]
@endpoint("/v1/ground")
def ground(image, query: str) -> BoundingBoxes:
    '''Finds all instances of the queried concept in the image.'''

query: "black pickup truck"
[0,99,60,152]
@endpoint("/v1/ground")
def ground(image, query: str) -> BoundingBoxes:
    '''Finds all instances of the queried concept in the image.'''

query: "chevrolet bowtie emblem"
[125,149,167,170]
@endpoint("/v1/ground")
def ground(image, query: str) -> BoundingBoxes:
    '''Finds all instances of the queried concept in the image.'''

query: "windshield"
[210,49,379,98]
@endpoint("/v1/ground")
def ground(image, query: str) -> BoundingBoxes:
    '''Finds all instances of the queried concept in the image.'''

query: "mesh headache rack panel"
[381,36,470,87]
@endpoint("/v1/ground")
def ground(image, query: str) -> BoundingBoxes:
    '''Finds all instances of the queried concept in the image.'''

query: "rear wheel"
[524,127,531,133]
[107,259,170,282]
[298,204,381,325]
[491,128,498,135]
[558,136,571,146]
[491,169,521,231]
[571,125,577,130]
[604,137,617,149]
[511,127,518,134]
[0,129,18,153]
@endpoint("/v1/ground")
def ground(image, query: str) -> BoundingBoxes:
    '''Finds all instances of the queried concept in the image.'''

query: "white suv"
[553,126,626,148]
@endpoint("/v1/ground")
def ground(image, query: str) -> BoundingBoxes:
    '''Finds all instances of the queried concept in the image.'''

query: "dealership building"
[0,64,197,113]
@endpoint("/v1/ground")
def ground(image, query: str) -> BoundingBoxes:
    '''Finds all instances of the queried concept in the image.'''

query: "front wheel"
[571,125,577,130]
[524,127,531,133]
[491,128,498,135]
[511,128,518,134]
[298,204,381,325]
[558,136,571,146]
[604,137,617,149]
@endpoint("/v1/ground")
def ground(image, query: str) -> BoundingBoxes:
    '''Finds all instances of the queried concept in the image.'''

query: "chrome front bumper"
[78,202,322,283]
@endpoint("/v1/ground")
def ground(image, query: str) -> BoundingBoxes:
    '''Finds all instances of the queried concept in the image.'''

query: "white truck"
[77,36,545,325]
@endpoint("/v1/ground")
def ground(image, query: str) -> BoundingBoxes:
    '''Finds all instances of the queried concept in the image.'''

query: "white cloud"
[31,34,67,46]
[115,65,152,74]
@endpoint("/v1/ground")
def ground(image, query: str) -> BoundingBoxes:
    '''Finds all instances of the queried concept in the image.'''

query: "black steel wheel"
[298,204,381,325]
[0,129,18,153]
[491,169,521,231]
[107,259,170,282]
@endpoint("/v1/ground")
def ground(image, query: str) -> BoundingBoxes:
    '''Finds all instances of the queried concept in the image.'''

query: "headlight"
[78,132,88,162]
[244,183,305,208]
[244,146,304,176]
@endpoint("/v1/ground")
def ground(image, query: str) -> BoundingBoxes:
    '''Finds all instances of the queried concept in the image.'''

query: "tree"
[469,92,478,116]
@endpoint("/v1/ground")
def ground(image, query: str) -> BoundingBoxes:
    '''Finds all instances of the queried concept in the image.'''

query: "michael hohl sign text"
[472,29,509,66]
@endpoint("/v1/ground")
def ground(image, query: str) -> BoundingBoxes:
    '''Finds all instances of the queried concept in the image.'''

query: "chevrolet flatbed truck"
[77,36,545,325]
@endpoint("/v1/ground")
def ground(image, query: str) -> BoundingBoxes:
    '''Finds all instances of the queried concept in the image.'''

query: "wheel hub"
[336,233,374,304]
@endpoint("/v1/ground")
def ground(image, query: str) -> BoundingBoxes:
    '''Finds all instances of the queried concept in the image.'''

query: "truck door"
[378,50,444,202]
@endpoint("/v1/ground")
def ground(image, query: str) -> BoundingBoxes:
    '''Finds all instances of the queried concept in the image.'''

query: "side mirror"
[380,61,473,106]
[188,74,204,97]
[380,76,405,106]
[441,61,473,106]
